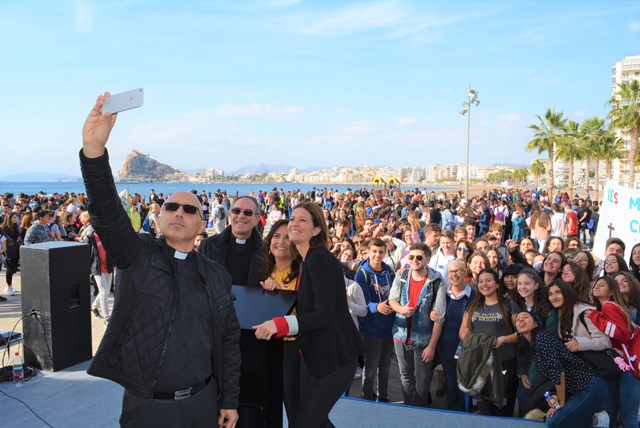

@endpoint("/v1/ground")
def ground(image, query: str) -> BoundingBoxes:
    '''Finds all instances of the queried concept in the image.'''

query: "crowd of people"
[2,181,639,427]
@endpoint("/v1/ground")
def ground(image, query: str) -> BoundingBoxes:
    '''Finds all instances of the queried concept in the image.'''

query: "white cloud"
[295,1,473,45]
[497,113,521,123]
[264,0,301,8]
[630,22,640,32]
[532,76,561,86]
[339,120,379,134]
[214,103,304,117]
[299,1,404,36]
[397,117,416,126]
[74,1,94,32]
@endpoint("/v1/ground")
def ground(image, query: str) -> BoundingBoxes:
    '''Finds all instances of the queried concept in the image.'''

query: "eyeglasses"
[163,202,201,217]
[230,208,255,217]
[457,247,471,252]
[408,254,424,261]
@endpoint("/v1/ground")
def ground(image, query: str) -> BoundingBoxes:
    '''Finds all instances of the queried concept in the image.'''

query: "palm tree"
[513,168,529,188]
[578,136,595,198]
[581,116,607,200]
[601,131,625,180]
[527,109,567,197]
[530,158,546,189]
[555,120,583,199]
[607,80,640,188]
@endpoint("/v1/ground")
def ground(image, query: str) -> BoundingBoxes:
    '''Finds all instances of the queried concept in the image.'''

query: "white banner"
[592,180,639,260]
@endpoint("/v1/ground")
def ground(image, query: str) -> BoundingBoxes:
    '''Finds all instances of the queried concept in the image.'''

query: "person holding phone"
[80,92,241,428]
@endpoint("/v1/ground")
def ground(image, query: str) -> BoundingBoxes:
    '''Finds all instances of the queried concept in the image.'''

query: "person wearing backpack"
[355,238,396,402]
[1,212,20,297]
[388,242,442,407]
[212,197,226,234]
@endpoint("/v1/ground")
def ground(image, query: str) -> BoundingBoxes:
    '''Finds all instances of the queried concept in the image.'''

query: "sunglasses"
[163,202,201,217]
[408,254,424,261]
[457,247,471,252]
[230,207,255,217]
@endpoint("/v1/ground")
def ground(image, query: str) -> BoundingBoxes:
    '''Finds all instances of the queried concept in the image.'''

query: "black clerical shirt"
[154,250,214,391]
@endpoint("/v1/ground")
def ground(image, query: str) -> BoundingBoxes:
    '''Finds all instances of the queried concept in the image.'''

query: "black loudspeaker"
[20,241,92,371]
[232,286,297,428]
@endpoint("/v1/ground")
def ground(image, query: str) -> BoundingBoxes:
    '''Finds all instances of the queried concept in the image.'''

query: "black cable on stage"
[0,388,55,428]
[1,313,32,368]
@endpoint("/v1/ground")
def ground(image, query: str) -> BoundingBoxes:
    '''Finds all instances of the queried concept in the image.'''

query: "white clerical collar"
[235,238,246,244]
[174,250,188,260]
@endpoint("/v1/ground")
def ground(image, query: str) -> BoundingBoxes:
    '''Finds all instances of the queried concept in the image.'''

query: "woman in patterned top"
[256,219,300,421]
[515,311,609,428]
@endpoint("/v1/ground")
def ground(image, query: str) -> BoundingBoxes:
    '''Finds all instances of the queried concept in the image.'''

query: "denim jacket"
[389,267,442,349]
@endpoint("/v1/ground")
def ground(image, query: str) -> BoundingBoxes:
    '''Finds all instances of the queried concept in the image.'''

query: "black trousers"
[477,357,518,417]
[290,358,357,428]
[283,340,301,422]
[120,380,218,428]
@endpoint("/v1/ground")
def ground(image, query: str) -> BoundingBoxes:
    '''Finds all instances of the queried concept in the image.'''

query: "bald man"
[80,92,240,428]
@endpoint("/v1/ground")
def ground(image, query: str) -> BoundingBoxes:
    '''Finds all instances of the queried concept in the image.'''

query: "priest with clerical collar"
[199,195,263,287]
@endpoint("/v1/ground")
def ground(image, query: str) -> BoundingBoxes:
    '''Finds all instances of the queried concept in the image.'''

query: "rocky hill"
[118,150,179,180]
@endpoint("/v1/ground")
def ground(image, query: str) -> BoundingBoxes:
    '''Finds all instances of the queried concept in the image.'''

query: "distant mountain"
[231,163,293,175]
[119,150,179,180]
[231,164,326,175]
[0,172,81,182]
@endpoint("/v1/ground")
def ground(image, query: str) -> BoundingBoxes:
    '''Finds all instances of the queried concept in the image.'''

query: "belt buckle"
[174,387,192,400]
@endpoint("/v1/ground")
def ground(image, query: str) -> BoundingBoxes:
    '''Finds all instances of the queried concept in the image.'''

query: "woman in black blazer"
[253,200,364,428]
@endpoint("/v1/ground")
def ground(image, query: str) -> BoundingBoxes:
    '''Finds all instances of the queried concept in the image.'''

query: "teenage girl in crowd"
[515,311,610,428]
[560,261,592,304]
[540,251,566,287]
[572,250,596,281]
[459,269,519,417]
[588,276,640,428]
[629,242,640,281]
[466,252,489,290]
[546,280,617,425]
[602,254,629,277]
[614,272,640,324]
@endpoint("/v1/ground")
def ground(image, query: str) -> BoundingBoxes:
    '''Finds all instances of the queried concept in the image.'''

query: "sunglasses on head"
[163,202,201,217]
[408,254,424,261]
[230,207,255,217]
[457,246,471,252]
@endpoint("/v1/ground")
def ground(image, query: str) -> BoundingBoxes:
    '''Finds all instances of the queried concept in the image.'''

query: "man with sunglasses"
[80,93,240,428]
[198,196,262,288]
[388,243,442,407]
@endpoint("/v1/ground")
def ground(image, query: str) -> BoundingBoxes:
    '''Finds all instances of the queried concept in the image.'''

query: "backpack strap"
[578,311,591,336]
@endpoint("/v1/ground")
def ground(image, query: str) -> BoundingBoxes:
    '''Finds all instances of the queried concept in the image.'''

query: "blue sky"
[1,0,639,177]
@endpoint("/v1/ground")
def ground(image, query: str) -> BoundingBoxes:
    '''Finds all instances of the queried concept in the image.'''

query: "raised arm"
[80,93,144,268]
[82,92,117,159]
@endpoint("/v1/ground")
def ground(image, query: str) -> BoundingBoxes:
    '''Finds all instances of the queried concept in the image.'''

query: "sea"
[0,181,452,198]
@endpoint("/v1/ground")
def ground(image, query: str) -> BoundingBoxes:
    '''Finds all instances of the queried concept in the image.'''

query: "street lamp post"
[459,86,480,200]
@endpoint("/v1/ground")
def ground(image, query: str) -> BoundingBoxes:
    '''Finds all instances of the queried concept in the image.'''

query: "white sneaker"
[593,410,609,428]
[5,287,15,296]
[353,367,363,379]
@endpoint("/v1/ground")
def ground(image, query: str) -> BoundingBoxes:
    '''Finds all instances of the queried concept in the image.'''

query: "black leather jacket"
[80,150,241,408]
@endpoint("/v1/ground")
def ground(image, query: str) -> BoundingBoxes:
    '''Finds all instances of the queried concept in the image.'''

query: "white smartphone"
[102,88,144,114]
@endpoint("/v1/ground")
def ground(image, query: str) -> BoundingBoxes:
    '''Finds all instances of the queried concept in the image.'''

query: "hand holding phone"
[102,88,144,114]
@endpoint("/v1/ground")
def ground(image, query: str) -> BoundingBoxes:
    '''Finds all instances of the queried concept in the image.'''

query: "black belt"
[152,376,211,401]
